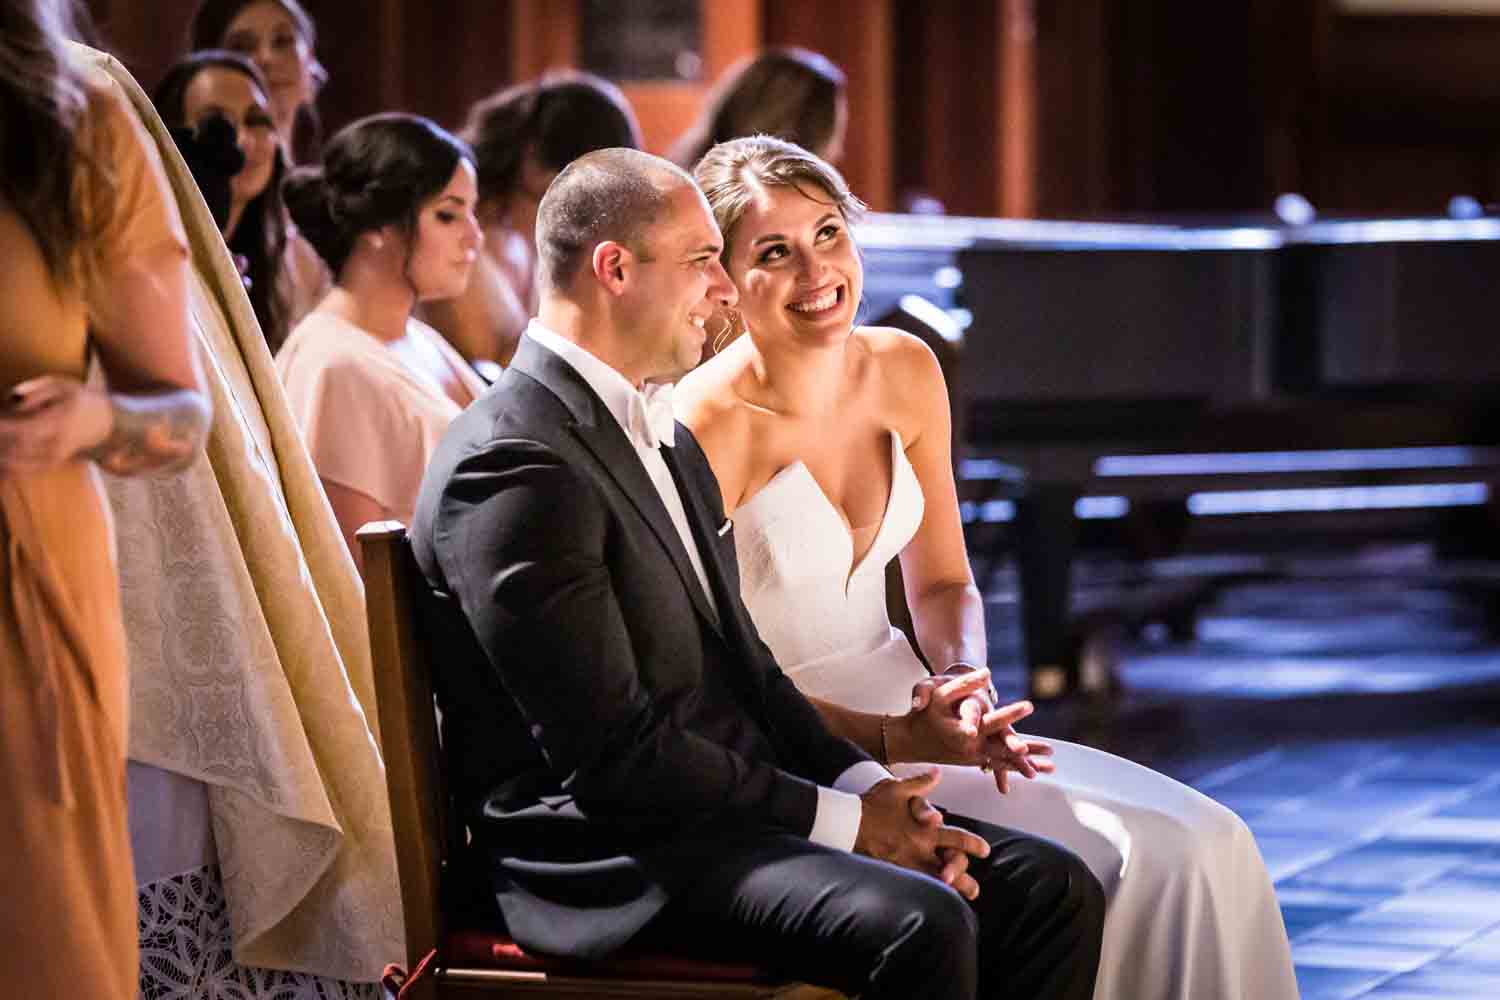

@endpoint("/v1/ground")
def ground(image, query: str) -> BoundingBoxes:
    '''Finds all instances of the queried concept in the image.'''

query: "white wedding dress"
[732,430,1299,1000]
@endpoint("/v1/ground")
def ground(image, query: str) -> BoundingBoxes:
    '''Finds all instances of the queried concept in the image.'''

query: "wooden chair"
[358,521,840,999]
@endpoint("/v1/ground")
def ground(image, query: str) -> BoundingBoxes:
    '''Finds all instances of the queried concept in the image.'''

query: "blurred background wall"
[87,0,1500,219]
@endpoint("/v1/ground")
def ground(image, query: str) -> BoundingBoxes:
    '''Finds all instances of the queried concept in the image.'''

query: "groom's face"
[625,183,738,381]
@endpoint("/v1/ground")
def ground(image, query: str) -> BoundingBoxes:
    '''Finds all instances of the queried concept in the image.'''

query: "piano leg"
[1015,485,1079,701]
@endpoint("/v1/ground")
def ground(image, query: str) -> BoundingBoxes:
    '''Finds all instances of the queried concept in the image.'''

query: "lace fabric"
[137,865,378,1000]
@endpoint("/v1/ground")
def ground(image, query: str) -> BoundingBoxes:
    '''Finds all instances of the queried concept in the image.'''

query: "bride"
[675,135,1298,1000]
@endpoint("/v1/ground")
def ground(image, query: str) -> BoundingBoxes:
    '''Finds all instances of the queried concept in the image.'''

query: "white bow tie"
[628,382,676,449]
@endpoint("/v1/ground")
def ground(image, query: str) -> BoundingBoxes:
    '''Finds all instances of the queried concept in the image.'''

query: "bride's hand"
[908,672,1056,793]
[903,668,1013,764]
[980,724,1056,795]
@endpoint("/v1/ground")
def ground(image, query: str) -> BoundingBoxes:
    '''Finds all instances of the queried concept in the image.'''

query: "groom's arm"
[435,437,829,837]
[670,428,886,791]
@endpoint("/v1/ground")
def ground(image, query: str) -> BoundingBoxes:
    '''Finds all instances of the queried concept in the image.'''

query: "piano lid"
[854,211,1500,252]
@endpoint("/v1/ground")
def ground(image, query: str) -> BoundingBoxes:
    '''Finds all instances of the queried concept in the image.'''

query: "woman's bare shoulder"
[677,346,750,424]
[676,352,759,499]
[853,325,949,442]
[854,325,944,394]
[855,324,940,363]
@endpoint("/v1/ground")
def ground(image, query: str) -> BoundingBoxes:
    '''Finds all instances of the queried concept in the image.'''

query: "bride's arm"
[807,682,1007,766]
[882,332,1055,786]
[805,695,892,761]
[883,334,988,672]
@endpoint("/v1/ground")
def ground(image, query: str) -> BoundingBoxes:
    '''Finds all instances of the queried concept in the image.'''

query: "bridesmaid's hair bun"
[284,113,473,276]
[282,166,343,267]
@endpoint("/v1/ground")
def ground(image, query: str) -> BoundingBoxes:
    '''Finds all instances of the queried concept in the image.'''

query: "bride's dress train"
[731,430,1298,1000]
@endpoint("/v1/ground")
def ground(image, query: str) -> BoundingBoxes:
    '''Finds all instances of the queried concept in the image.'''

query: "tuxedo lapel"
[661,437,771,692]
[660,445,738,618]
[510,339,722,633]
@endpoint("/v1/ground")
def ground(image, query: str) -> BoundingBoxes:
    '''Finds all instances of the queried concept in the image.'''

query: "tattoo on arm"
[84,389,210,476]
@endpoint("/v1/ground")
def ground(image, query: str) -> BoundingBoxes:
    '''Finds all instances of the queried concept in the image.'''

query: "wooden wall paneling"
[1037,0,1304,217]
[998,0,1038,217]
[497,0,761,158]
[394,1,515,132]
[86,0,199,92]
[302,0,405,135]
[1322,11,1500,212]
[1030,0,1121,218]
[1126,1,1268,215]
[1249,0,1334,208]
[763,0,894,210]
[621,0,762,156]
[891,0,1002,217]
[508,0,579,81]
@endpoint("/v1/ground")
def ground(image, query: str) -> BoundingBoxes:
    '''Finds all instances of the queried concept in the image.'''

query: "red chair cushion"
[444,929,774,983]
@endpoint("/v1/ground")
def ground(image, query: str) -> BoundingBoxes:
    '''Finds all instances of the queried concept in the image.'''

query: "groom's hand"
[854,768,989,899]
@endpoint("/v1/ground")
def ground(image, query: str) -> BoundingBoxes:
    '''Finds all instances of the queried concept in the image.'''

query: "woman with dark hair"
[668,47,848,170]
[279,113,486,569]
[424,71,642,366]
[154,49,328,351]
[190,0,325,162]
[0,0,210,996]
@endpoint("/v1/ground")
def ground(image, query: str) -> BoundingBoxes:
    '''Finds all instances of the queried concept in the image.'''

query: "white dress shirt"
[524,323,889,851]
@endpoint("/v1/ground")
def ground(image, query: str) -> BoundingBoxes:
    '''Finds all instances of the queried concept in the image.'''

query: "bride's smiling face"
[726,183,862,345]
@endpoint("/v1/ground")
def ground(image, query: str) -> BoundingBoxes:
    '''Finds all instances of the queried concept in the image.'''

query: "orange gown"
[0,68,188,999]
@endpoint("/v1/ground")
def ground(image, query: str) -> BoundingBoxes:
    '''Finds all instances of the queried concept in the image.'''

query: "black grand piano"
[857,212,1500,700]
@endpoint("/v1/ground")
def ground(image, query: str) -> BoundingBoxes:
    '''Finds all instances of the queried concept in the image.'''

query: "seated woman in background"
[280,113,485,570]
[675,135,1300,1000]
[190,0,325,163]
[154,50,327,351]
[424,71,640,368]
[668,46,848,169]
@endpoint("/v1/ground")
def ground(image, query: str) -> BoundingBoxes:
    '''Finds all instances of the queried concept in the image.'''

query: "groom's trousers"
[635,811,1105,1000]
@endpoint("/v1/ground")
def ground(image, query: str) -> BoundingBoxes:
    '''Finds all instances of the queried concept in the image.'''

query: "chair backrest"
[358,521,447,970]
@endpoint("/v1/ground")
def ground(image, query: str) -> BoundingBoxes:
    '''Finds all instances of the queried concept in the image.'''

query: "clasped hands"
[855,767,989,899]
[853,666,1056,899]
[900,665,1055,795]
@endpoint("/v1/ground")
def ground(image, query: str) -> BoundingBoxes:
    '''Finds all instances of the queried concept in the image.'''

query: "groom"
[410,148,1103,1000]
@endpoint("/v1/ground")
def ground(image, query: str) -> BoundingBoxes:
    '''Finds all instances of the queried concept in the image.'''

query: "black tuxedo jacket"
[410,336,871,958]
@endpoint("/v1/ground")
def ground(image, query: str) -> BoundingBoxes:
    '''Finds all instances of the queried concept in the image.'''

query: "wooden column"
[86,0,199,91]
[509,0,579,81]
[764,0,894,210]
[891,0,1039,218]
[998,0,1038,217]
[619,1,761,156]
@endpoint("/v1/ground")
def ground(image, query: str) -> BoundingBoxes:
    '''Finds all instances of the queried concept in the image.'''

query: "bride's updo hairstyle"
[283,112,474,278]
[692,134,866,265]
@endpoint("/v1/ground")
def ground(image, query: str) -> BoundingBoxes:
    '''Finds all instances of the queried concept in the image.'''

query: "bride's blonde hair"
[692,134,866,267]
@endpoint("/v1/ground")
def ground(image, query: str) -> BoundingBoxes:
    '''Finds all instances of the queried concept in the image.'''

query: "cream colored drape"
[81,46,403,982]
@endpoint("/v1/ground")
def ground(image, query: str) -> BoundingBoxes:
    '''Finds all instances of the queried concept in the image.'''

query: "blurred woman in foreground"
[0,1,209,995]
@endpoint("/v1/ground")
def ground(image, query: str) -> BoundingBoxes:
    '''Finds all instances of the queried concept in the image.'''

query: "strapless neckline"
[735,429,913,592]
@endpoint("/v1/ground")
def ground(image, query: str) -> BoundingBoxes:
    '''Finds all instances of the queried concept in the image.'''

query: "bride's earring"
[714,309,742,355]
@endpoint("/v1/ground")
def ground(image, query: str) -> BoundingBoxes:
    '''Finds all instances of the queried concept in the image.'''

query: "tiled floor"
[985,559,1500,1000]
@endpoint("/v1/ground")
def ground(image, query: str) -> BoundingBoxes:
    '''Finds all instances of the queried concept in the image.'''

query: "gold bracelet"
[878,714,890,765]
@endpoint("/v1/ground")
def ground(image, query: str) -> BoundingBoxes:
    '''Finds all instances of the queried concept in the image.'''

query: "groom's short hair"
[536,147,692,291]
